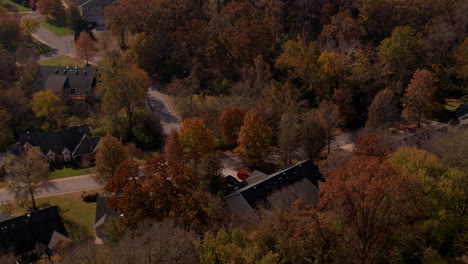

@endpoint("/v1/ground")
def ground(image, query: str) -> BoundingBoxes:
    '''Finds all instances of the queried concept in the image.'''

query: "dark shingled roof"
[95,197,118,225]
[0,212,13,222]
[0,206,68,256]
[79,0,114,7]
[19,126,91,155]
[73,137,101,157]
[32,65,96,95]
[231,160,324,209]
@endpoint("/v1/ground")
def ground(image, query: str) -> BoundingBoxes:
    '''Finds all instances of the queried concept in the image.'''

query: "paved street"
[147,86,181,135]
[0,174,101,205]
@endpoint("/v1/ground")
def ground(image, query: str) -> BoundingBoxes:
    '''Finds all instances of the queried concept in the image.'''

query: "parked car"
[237,171,250,180]
[225,175,240,187]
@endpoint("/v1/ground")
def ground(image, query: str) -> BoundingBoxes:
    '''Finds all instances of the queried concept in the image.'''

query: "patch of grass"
[50,166,96,179]
[443,99,461,112]
[40,55,85,67]
[41,20,73,37]
[24,38,53,56]
[0,189,103,240]
[0,0,30,12]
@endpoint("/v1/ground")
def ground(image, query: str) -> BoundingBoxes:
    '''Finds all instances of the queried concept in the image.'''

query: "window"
[76,90,81,94]
[70,89,75,94]
[48,153,55,163]
[64,153,70,162]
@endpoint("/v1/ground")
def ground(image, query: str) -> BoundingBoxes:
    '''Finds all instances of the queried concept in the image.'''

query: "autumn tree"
[352,134,392,158]
[164,129,184,164]
[0,13,21,50]
[377,26,423,86]
[235,110,272,167]
[313,100,341,154]
[301,110,326,161]
[31,89,66,130]
[278,112,300,166]
[220,106,245,146]
[75,31,98,66]
[38,0,53,19]
[0,108,13,151]
[5,147,50,210]
[20,18,40,41]
[366,88,400,130]
[95,134,128,185]
[402,69,437,127]
[179,118,216,165]
[319,156,415,264]
[50,0,65,22]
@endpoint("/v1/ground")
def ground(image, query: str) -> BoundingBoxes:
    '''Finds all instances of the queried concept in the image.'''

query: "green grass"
[443,99,461,112]
[0,189,103,240]
[41,20,73,37]
[50,166,96,179]
[24,38,53,56]
[40,55,85,67]
[0,0,30,12]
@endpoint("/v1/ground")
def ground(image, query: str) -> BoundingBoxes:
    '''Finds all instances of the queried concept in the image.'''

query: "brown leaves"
[220,106,245,146]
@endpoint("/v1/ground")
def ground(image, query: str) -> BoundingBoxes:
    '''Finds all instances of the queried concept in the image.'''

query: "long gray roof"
[32,66,96,95]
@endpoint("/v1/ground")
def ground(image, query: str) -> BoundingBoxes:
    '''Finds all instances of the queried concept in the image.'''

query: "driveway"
[147,86,181,135]
[23,11,76,61]
[0,174,101,205]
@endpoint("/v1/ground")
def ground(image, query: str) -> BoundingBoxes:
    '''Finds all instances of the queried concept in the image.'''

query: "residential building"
[0,206,69,263]
[79,0,115,27]
[94,196,119,244]
[18,125,101,167]
[31,65,97,100]
[225,160,325,216]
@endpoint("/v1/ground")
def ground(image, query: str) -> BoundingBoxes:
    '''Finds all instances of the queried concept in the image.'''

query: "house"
[94,196,119,244]
[0,206,69,263]
[225,160,325,216]
[31,65,97,100]
[79,0,116,28]
[18,125,102,167]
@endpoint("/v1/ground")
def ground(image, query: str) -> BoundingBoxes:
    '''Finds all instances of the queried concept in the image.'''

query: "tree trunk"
[29,184,37,211]
[327,134,331,154]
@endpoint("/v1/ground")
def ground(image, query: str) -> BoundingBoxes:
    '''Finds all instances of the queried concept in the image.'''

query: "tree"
[179,118,216,165]
[198,153,224,195]
[313,100,341,154]
[319,156,415,264]
[402,69,437,127]
[5,147,50,210]
[301,110,326,161]
[0,108,13,151]
[352,134,392,158]
[38,0,53,19]
[75,32,98,66]
[0,13,21,50]
[66,5,83,31]
[377,26,423,86]
[50,0,65,21]
[220,106,245,146]
[20,18,40,41]
[366,88,399,130]
[235,110,272,166]
[31,90,65,130]
[278,112,300,166]
[164,129,184,164]
[95,134,128,185]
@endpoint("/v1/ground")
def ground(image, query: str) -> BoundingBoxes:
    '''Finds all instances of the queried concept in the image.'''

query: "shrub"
[81,192,99,203]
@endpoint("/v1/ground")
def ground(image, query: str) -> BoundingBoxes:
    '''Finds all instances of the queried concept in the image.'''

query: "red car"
[237,171,250,180]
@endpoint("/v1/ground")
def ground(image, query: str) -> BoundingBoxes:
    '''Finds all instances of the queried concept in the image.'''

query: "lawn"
[50,166,96,179]
[0,189,103,240]
[24,39,53,56]
[0,0,30,12]
[40,55,85,67]
[443,99,461,112]
[41,20,73,37]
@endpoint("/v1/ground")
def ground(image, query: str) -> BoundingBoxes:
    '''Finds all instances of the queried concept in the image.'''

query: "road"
[147,86,181,135]
[22,10,76,62]
[0,174,101,205]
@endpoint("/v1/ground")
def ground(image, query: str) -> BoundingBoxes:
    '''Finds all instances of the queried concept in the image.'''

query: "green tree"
[235,110,272,167]
[20,18,40,41]
[50,0,65,22]
[95,134,128,185]
[31,90,65,130]
[5,147,50,210]
[377,26,423,87]
[402,69,437,127]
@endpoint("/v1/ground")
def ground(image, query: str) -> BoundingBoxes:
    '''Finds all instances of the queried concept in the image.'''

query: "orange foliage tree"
[179,118,216,165]
[352,134,392,158]
[164,129,184,164]
[220,106,245,146]
[75,31,98,66]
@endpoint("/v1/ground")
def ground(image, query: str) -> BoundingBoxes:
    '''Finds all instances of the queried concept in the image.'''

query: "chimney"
[63,69,67,74]
[55,69,58,74]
